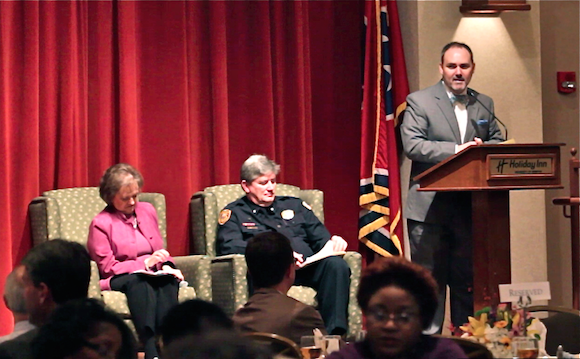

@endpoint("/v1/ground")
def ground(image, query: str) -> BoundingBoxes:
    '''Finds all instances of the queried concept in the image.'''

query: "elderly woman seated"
[327,256,466,359]
[88,163,184,359]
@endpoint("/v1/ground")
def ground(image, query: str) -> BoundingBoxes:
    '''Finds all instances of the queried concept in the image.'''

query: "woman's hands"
[144,249,184,281]
[144,249,170,269]
[161,265,185,281]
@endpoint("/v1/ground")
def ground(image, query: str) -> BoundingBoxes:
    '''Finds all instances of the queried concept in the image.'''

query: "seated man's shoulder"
[276,196,311,210]
[224,196,246,209]
[276,196,301,204]
[241,289,303,312]
[0,329,38,359]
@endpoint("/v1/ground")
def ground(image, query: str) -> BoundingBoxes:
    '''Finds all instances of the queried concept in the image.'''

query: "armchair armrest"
[210,254,248,316]
[28,196,55,246]
[343,251,363,340]
[88,261,103,300]
[173,255,212,301]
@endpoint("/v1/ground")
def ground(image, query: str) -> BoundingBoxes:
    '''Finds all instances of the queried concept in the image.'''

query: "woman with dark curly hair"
[31,298,137,359]
[327,257,466,359]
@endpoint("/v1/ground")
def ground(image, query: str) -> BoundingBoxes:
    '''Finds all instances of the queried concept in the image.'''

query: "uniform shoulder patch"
[218,209,232,225]
[302,201,312,211]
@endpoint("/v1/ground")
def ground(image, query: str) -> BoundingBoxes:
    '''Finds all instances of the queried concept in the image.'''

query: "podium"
[414,143,563,311]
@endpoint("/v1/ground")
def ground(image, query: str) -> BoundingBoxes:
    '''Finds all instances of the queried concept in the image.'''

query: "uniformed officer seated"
[217,154,350,335]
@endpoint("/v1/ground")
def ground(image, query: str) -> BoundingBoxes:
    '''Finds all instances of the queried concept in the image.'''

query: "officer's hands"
[293,251,306,268]
[330,235,348,252]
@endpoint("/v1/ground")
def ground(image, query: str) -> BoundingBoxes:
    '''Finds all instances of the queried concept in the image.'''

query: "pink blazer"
[87,201,174,291]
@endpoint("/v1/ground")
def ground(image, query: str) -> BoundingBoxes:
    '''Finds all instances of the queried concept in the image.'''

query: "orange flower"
[494,320,508,328]
[499,336,512,349]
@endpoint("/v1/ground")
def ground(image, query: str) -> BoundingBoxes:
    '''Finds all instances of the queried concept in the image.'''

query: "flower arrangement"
[459,304,546,358]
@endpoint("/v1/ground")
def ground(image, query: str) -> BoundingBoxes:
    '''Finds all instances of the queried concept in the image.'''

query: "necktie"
[451,94,468,105]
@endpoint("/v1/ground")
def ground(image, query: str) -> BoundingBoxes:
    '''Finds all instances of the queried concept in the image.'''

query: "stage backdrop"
[0,1,363,332]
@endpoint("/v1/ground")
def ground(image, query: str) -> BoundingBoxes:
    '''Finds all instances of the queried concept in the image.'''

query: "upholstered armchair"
[189,184,363,339]
[28,187,212,328]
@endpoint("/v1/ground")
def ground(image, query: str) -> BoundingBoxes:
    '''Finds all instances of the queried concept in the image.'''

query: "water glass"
[512,336,539,359]
[300,335,323,359]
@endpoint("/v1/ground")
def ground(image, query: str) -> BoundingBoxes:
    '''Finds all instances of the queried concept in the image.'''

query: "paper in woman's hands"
[133,269,187,287]
[132,269,174,277]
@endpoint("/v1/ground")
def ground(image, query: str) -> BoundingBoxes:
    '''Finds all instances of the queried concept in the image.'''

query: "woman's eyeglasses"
[366,307,419,325]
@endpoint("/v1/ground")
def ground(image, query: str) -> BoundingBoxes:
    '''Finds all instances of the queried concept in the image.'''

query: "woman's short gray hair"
[99,163,144,205]
[240,155,280,182]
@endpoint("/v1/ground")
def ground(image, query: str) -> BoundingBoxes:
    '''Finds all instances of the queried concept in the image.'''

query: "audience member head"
[20,239,91,326]
[245,232,295,290]
[356,256,438,358]
[163,330,271,359]
[31,298,137,359]
[99,163,144,213]
[3,265,28,320]
[159,299,233,348]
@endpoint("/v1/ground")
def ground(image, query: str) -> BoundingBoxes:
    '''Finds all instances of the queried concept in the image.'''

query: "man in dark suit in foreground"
[400,42,504,334]
[233,231,326,344]
[0,239,91,359]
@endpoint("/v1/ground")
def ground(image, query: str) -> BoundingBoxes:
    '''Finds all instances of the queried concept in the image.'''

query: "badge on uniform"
[218,209,231,225]
[281,209,294,220]
[242,222,258,229]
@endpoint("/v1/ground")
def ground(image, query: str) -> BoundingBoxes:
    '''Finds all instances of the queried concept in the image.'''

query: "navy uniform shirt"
[217,196,331,257]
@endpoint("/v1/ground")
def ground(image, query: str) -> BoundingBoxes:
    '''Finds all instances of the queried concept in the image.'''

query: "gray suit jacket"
[400,82,504,223]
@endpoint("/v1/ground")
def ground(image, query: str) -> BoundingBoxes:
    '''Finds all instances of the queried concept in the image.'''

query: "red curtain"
[0,0,363,332]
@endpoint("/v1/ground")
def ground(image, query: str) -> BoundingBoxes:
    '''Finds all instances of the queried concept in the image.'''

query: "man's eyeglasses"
[366,307,419,325]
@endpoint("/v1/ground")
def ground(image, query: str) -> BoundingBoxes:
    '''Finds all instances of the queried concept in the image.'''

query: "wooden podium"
[414,143,563,311]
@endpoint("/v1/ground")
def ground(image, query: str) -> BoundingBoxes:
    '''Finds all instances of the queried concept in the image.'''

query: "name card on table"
[499,282,551,303]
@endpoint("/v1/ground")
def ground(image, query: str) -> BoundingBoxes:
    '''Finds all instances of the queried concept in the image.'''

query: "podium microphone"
[467,88,509,140]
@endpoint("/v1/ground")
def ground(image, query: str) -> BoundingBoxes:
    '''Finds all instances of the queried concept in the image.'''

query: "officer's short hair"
[240,155,280,183]
[245,232,294,289]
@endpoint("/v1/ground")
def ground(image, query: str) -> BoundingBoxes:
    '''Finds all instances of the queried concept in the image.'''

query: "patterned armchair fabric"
[28,187,212,320]
[189,184,363,339]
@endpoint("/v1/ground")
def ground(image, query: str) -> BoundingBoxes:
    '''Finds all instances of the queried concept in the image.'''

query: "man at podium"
[400,42,504,334]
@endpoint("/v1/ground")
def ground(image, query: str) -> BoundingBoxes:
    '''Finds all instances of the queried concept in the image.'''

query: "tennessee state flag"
[358,0,409,259]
